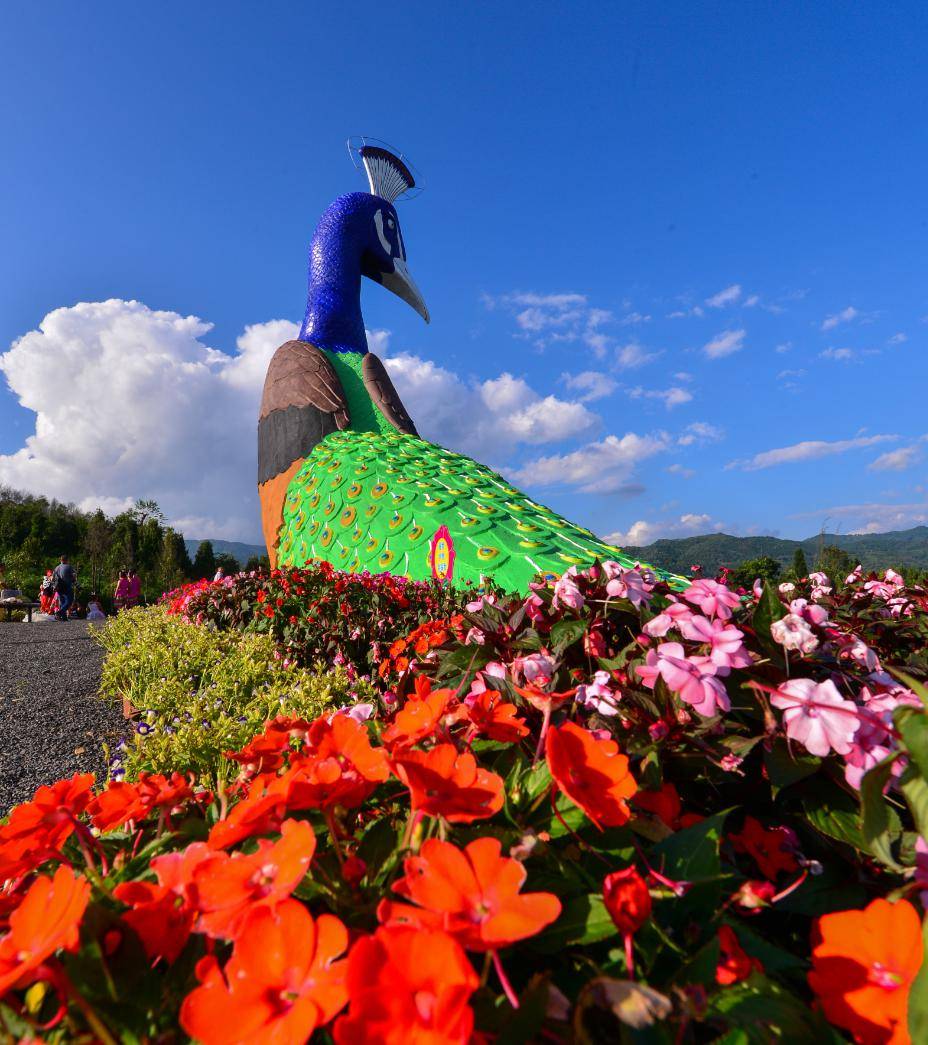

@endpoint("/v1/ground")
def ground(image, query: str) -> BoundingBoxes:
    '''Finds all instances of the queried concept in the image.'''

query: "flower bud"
[602,867,652,935]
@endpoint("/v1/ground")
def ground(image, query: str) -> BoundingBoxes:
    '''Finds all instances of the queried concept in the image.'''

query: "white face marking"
[373,209,392,255]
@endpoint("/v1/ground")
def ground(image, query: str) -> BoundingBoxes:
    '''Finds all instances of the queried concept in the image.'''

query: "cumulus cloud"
[790,501,928,534]
[510,432,671,494]
[868,445,922,472]
[677,422,724,446]
[620,312,651,325]
[483,291,615,357]
[706,284,742,308]
[703,329,745,359]
[728,433,898,471]
[627,385,693,409]
[560,370,618,402]
[666,463,695,479]
[820,347,854,361]
[821,306,859,331]
[888,332,908,345]
[616,342,660,369]
[604,512,723,547]
[0,299,601,542]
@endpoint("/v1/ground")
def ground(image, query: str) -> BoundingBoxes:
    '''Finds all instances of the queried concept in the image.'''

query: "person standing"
[127,569,142,608]
[114,570,131,611]
[52,556,77,621]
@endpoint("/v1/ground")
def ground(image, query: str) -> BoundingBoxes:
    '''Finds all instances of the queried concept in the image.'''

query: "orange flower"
[280,714,390,812]
[180,900,348,1045]
[809,898,923,1045]
[193,819,315,939]
[545,721,637,829]
[466,690,529,744]
[114,880,195,965]
[728,816,798,880]
[393,744,504,823]
[513,683,574,714]
[377,837,561,951]
[207,787,288,850]
[87,779,148,832]
[334,926,478,1044]
[716,924,763,985]
[382,681,455,749]
[0,866,90,994]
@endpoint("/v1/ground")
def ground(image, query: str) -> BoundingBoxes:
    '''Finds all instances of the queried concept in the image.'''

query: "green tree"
[729,555,781,591]
[158,529,192,593]
[193,541,217,580]
[790,547,809,581]
[214,552,240,577]
[130,499,164,526]
[244,554,271,573]
[816,544,855,586]
[83,510,112,595]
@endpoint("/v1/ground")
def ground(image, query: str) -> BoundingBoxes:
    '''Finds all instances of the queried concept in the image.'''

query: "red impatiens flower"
[728,816,798,880]
[193,819,315,940]
[87,772,199,833]
[0,865,90,994]
[603,867,652,978]
[114,880,196,965]
[207,787,288,850]
[545,721,637,829]
[377,836,561,951]
[279,714,390,812]
[466,690,529,744]
[716,924,764,985]
[393,744,504,823]
[334,926,479,1044]
[381,680,455,749]
[180,900,348,1045]
[809,898,923,1045]
[632,782,703,832]
[0,773,95,878]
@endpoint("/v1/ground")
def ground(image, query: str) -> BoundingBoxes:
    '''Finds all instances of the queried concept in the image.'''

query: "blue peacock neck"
[298,193,371,355]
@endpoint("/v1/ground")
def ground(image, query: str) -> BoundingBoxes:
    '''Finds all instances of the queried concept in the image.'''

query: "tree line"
[0,487,267,610]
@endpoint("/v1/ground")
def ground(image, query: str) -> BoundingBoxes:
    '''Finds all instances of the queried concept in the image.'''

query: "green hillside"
[622,526,928,575]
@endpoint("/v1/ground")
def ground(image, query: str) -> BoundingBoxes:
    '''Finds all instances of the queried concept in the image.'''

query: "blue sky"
[1,2,926,544]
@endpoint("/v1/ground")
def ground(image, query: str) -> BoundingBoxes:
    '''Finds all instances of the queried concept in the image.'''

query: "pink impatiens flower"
[604,563,654,607]
[682,579,741,621]
[514,652,555,687]
[575,670,621,716]
[770,613,819,655]
[770,678,859,758]
[636,642,730,718]
[679,615,753,671]
[552,569,584,611]
[643,598,694,638]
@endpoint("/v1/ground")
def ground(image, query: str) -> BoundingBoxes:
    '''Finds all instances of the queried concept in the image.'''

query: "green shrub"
[95,606,373,783]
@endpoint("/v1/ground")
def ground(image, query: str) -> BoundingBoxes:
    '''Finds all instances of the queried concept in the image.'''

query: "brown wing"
[362,352,419,436]
[258,340,351,565]
[259,340,350,426]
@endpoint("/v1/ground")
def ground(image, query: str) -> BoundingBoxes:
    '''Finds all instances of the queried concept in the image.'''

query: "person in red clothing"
[114,570,131,611]
[126,569,142,608]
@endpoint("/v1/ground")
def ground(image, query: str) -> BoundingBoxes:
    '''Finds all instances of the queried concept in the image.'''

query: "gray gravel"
[0,620,126,812]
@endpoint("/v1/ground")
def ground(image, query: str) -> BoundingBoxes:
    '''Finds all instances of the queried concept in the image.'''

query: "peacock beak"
[379,257,430,324]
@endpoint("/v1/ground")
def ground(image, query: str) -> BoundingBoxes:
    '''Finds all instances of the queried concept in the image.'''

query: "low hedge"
[95,606,373,782]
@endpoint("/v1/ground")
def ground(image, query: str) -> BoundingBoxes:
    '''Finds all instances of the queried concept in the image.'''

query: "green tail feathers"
[275,428,677,591]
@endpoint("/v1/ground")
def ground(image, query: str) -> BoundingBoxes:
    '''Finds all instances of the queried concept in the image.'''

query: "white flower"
[770,613,819,654]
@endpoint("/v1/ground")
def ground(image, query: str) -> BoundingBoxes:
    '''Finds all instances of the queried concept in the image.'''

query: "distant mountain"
[622,526,928,575]
[183,538,267,568]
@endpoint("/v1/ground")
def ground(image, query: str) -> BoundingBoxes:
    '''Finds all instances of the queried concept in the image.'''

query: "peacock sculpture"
[258,142,674,592]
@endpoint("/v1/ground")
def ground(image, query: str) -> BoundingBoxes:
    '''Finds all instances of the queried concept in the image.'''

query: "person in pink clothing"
[127,569,142,608]
[114,570,131,611]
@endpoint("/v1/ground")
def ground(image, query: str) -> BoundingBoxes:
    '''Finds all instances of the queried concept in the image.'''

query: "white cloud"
[620,312,651,326]
[1,299,601,543]
[616,342,660,368]
[560,370,618,402]
[868,445,922,472]
[485,291,616,357]
[775,341,793,354]
[820,347,854,361]
[706,284,742,308]
[888,332,908,345]
[744,294,760,307]
[791,501,928,533]
[666,463,695,479]
[604,512,723,547]
[821,306,859,331]
[628,386,693,409]
[703,329,746,359]
[677,422,724,446]
[729,433,898,471]
[510,432,671,494]
[777,368,805,380]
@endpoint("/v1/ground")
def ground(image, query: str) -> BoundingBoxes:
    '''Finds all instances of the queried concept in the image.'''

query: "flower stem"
[491,949,520,1009]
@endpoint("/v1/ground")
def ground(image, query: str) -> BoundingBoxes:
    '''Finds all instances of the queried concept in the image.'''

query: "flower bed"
[1,561,927,1042]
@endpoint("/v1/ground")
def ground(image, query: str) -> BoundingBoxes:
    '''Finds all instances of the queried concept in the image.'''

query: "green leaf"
[752,580,786,647]
[763,740,821,792]
[801,786,866,851]
[860,753,905,872]
[909,912,928,1042]
[710,973,837,1040]
[895,705,928,780]
[899,765,928,839]
[550,617,587,654]
[652,809,730,882]
[530,893,616,953]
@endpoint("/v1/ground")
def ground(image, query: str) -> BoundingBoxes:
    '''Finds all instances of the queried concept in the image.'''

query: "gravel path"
[0,620,126,812]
